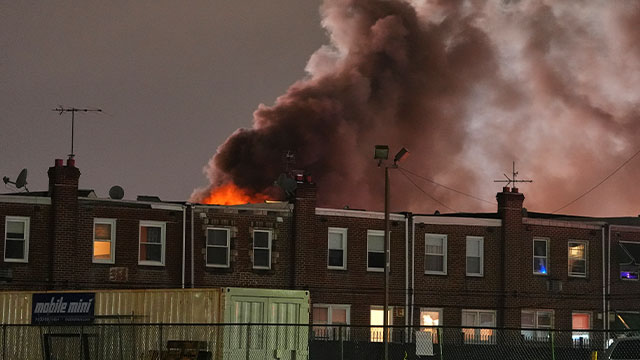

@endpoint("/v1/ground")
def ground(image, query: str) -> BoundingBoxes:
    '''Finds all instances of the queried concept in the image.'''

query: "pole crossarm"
[52,106,102,159]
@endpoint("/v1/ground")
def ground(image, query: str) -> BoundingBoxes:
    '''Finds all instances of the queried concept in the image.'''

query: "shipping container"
[0,288,310,360]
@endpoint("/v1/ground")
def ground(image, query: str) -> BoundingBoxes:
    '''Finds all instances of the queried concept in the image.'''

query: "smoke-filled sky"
[3,1,640,216]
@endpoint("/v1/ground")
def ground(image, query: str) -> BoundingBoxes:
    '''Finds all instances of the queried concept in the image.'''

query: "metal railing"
[0,324,638,360]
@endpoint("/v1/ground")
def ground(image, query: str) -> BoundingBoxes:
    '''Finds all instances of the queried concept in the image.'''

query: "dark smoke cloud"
[193,0,640,216]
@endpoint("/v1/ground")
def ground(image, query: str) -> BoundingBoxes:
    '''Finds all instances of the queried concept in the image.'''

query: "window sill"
[328,266,347,271]
[424,271,447,276]
[367,268,384,273]
[92,260,115,265]
[3,259,28,263]
[533,272,548,276]
[138,261,165,267]
[466,274,484,278]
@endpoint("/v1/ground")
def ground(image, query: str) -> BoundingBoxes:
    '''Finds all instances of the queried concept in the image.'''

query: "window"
[533,238,549,275]
[425,234,447,275]
[462,310,496,344]
[93,218,116,263]
[572,312,591,346]
[206,228,230,267]
[328,228,347,270]
[466,236,484,277]
[521,310,554,341]
[367,230,385,272]
[139,221,166,266]
[313,304,350,340]
[253,230,271,269]
[618,242,640,280]
[4,216,29,262]
[420,308,442,344]
[568,241,587,277]
[370,306,392,342]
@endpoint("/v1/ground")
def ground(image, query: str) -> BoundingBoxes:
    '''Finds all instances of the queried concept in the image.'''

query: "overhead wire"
[398,166,495,205]
[397,167,457,212]
[553,146,640,213]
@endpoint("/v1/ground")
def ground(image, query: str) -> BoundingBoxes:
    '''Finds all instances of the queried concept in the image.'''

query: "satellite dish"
[275,173,297,198]
[2,169,28,192]
[15,169,27,189]
[109,185,124,200]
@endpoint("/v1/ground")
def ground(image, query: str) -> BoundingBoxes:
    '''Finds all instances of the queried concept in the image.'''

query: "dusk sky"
[2,1,640,217]
[1,1,325,201]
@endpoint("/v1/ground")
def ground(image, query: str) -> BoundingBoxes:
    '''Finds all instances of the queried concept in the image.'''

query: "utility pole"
[53,106,102,159]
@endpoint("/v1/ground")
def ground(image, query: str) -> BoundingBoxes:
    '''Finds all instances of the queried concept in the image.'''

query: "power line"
[398,166,495,205]
[398,168,457,212]
[553,146,640,213]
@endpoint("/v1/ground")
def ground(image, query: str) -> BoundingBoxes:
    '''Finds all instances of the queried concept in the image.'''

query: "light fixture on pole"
[374,145,409,360]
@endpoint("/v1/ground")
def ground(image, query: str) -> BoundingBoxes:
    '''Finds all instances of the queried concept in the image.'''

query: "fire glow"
[201,183,271,205]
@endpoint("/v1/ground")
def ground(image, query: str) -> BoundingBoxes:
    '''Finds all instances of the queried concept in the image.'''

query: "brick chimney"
[496,186,526,327]
[292,175,316,289]
[47,158,81,289]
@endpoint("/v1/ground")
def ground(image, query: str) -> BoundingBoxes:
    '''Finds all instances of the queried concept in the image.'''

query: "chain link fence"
[0,324,638,360]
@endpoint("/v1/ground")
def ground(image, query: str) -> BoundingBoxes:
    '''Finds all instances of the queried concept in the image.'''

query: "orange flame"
[202,183,271,205]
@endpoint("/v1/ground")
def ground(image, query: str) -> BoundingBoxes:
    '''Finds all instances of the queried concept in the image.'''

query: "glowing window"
[462,309,496,344]
[568,241,587,277]
[370,306,392,342]
[420,308,442,343]
[93,218,116,263]
[572,312,591,345]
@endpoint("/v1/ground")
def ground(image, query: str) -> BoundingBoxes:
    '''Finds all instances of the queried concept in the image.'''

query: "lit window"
[420,308,442,344]
[425,234,447,275]
[253,230,272,269]
[328,228,347,270]
[462,310,496,344]
[367,230,385,272]
[533,238,549,275]
[313,304,350,340]
[521,310,554,341]
[206,228,230,267]
[370,306,392,342]
[568,241,587,277]
[466,236,484,276]
[618,242,640,280]
[139,221,166,266]
[93,218,116,263]
[572,312,591,346]
[4,216,29,262]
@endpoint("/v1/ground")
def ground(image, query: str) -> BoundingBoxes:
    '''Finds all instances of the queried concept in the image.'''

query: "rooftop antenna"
[494,161,533,188]
[52,106,102,159]
[2,169,29,192]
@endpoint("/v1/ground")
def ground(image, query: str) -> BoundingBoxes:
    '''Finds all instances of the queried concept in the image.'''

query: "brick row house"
[1,159,639,343]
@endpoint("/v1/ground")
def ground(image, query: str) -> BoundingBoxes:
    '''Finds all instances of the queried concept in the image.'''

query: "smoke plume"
[192,0,640,216]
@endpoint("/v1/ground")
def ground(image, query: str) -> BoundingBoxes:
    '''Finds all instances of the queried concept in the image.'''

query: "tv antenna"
[2,169,29,192]
[52,106,102,159]
[494,161,532,188]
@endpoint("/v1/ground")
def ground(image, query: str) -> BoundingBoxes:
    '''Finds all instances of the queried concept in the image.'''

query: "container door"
[224,297,267,360]
[266,298,309,360]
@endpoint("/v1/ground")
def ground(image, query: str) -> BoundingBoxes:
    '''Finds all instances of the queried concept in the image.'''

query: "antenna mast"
[53,106,102,159]
[494,161,533,188]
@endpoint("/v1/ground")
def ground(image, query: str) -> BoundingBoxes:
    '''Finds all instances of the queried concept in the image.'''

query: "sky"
[2,1,640,217]
[1,0,326,201]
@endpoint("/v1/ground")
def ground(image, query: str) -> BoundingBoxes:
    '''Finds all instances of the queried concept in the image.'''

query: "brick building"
[1,159,639,342]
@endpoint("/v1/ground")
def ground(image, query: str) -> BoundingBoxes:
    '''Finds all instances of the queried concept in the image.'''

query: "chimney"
[292,175,317,289]
[47,159,81,289]
[496,186,525,328]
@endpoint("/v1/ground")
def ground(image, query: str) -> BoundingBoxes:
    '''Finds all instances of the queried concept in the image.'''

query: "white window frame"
[425,234,447,275]
[370,305,393,342]
[93,218,116,264]
[253,229,272,270]
[572,311,591,346]
[313,304,351,340]
[4,216,30,263]
[461,309,496,344]
[327,227,347,270]
[420,308,443,344]
[367,230,386,272]
[521,309,554,341]
[206,227,230,268]
[568,240,588,278]
[466,236,484,277]
[138,221,166,266]
[533,237,549,275]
